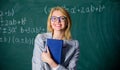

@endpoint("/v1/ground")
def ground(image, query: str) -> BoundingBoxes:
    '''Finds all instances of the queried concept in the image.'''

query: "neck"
[53,31,65,40]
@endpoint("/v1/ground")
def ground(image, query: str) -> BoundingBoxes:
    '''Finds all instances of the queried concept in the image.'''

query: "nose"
[57,17,61,23]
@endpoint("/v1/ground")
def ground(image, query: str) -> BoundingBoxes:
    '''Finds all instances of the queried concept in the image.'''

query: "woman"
[32,6,80,70]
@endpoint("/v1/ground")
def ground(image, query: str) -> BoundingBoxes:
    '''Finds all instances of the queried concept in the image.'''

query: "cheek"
[63,22,67,27]
[63,23,68,29]
[50,23,55,28]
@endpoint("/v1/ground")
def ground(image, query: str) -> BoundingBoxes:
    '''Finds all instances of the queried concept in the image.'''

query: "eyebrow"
[51,16,66,17]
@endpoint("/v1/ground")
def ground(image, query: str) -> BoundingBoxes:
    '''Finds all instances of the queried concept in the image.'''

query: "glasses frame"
[50,16,67,22]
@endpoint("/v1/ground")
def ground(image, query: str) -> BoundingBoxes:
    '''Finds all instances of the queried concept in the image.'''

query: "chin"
[53,27,65,31]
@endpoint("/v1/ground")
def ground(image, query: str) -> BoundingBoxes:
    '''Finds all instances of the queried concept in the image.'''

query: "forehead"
[52,10,64,16]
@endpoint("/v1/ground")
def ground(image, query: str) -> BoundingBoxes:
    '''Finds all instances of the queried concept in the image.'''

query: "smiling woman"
[47,7,72,40]
[32,6,80,70]
[50,11,67,37]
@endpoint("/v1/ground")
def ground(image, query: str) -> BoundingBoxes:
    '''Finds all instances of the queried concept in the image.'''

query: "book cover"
[47,39,63,64]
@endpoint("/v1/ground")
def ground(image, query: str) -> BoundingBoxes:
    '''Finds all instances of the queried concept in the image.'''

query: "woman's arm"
[57,40,80,70]
[32,34,59,70]
[41,46,58,68]
[32,34,45,70]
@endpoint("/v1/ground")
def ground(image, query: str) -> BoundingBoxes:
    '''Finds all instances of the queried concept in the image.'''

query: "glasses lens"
[60,16,66,21]
[51,16,57,22]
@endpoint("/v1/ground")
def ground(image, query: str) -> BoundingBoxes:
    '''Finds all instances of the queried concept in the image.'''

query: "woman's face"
[50,10,67,32]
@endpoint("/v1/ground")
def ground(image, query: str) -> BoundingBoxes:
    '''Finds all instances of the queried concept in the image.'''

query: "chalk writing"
[0,36,34,45]
[0,17,27,26]
[0,8,14,17]
[0,26,45,34]
[20,26,45,34]
[0,26,17,34]
[0,4,106,46]
[44,4,105,14]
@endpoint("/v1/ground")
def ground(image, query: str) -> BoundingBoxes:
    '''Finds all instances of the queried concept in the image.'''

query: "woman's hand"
[41,47,58,68]
[41,47,52,63]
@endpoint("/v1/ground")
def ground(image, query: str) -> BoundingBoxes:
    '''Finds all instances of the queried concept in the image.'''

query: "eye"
[53,17,57,20]
[51,16,57,21]
[60,16,66,21]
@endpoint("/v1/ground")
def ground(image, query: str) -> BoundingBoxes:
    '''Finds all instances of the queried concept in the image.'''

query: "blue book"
[47,39,63,64]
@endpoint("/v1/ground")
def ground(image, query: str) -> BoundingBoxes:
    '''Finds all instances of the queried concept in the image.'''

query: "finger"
[46,46,50,54]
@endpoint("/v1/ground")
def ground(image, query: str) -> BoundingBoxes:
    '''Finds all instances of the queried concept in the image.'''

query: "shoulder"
[71,39,79,48]
[65,39,79,49]
[35,32,52,42]
[35,33,52,42]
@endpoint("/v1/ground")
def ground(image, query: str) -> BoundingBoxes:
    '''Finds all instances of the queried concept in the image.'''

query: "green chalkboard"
[0,0,120,70]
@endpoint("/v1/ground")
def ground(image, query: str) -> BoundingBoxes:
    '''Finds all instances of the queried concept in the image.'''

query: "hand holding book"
[41,46,58,68]
[41,46,52,63]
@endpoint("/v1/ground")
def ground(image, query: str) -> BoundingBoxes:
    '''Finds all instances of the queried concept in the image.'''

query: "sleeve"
[32,34,46,70]
[51,65,60,70]
[57,40,80,70]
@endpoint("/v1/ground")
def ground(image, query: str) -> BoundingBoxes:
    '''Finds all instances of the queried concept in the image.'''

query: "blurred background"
[0,0,120,70]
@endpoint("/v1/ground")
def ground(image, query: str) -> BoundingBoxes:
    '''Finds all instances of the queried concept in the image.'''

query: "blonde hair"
[47,6,72,40]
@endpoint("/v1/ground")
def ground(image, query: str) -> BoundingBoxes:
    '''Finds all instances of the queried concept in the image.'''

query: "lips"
[54,24,62,30]
[55,24,61,27]
[51,23,64,30]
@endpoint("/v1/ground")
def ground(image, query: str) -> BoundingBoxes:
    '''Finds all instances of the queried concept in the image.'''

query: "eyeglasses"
[50,16,66,22]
